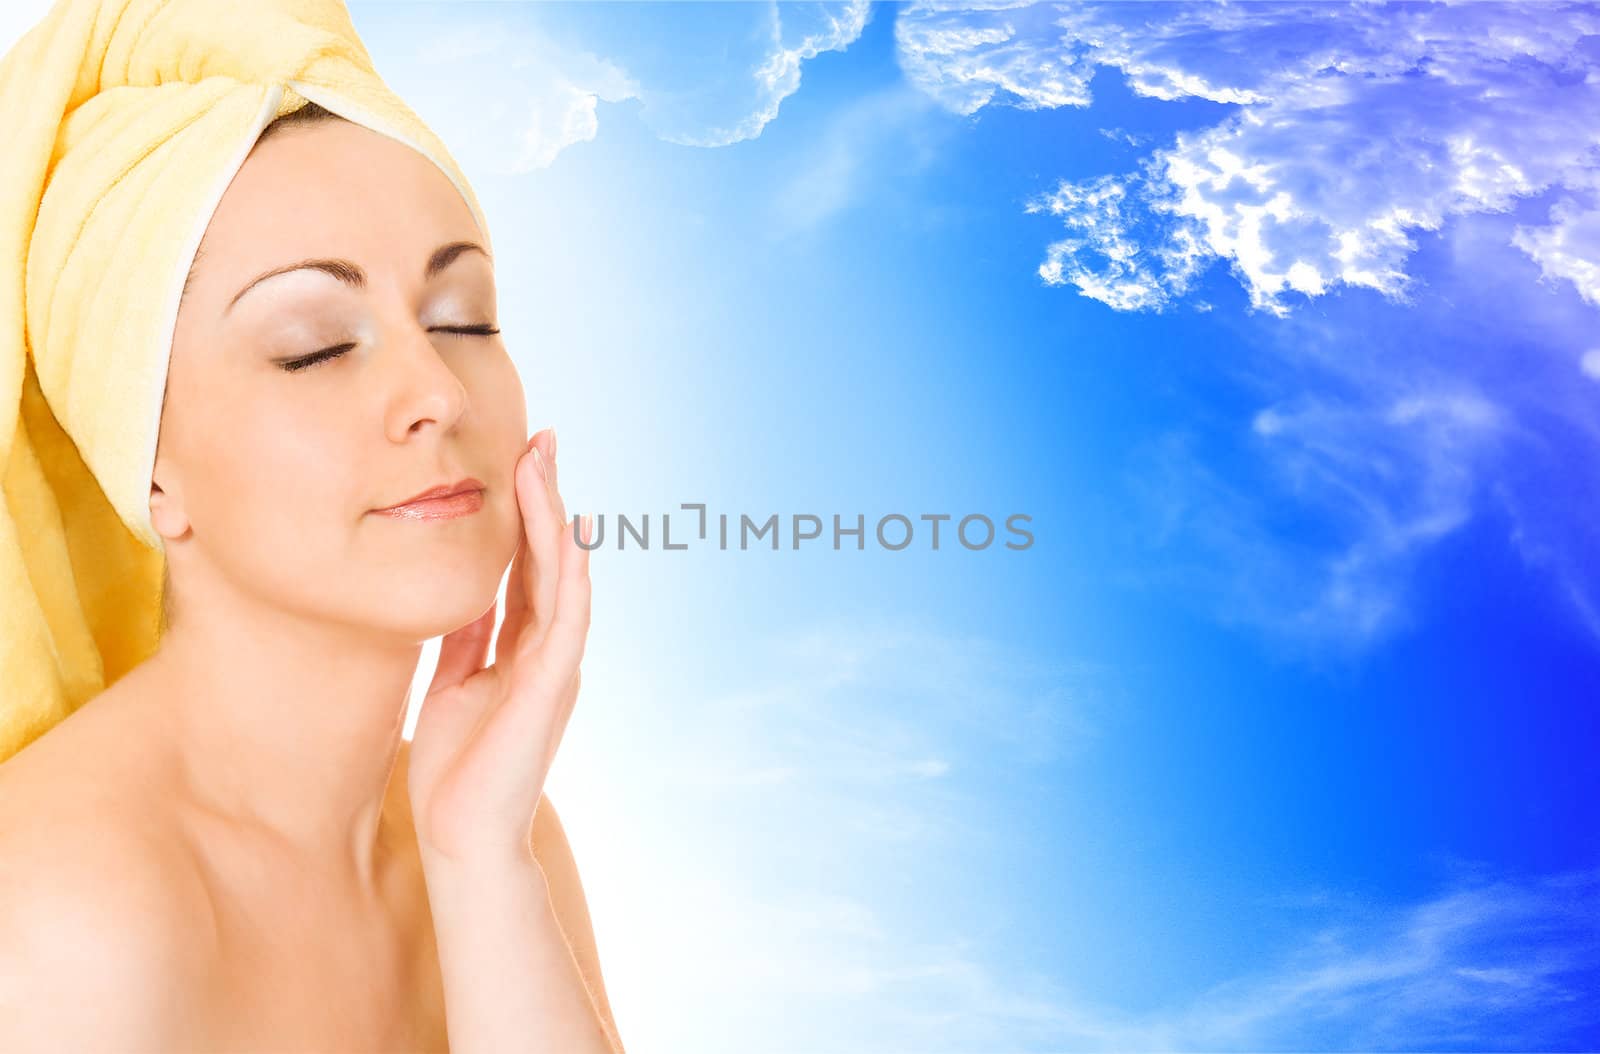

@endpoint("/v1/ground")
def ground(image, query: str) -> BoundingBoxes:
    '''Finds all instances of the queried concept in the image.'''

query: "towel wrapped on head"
[0,0,491,764]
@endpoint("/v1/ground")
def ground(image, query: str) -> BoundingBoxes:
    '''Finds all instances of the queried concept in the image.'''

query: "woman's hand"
[404,432,618,1053]
[407,428,592,867]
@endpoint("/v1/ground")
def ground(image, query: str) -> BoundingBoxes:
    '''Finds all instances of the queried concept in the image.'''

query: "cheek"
[468,353,531,460]
[461,366,531,557]
[473,346,526,415]
[206,404,362,525]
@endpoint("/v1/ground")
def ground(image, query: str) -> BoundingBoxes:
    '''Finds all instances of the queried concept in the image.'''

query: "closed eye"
[432,324,502,337]
[278,324,501,373]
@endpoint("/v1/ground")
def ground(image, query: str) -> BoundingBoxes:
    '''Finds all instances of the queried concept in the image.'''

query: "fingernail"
[532,447,548,482]
[549,426,558,461]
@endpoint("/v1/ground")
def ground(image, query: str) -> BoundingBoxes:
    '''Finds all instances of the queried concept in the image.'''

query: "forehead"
[194,119,483,292]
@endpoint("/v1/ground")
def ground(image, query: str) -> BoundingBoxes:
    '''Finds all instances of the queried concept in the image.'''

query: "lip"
[374,477,486,519]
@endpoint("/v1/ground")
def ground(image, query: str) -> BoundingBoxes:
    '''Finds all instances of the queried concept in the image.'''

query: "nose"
[383,320,470,442]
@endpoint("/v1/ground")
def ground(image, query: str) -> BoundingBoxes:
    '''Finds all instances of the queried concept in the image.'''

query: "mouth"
[373,477,486,520]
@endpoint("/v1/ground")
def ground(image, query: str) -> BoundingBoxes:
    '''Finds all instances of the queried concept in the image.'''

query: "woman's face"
[152,116,527,641]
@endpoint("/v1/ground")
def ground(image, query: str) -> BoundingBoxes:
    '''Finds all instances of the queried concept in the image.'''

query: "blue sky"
[7,0,1594,1048]
[356,2,1599,1049]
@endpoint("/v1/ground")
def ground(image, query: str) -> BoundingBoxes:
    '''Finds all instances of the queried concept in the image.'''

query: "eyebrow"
[223,241,491,315]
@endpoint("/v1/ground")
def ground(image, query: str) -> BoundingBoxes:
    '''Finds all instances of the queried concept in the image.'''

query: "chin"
[353,566,504,645]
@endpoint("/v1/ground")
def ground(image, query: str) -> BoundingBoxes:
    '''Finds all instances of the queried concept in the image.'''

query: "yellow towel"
[0,0,491,765]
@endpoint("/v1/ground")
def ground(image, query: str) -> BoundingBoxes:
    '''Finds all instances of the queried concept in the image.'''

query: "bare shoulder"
[529,788,625,1051]
[392,740,624,1049]
[0,708,215,1049]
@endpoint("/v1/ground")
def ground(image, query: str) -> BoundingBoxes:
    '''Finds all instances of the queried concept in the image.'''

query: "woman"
[0,4,622,1052]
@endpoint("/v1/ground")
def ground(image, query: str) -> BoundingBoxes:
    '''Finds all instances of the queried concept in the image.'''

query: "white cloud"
[895,0,1097,115]
[899,0,1600,315]
[900,1,1600,644]
[1098,127,1149,148]
[851,861,1600,1051]
[1515,190,1600,306]
[370,2,870,173]
[552,614,1108,1053]
[555,612,1600,1050]
[1124,383,1506,649]
[1027,168,1209,310]
[608,814,1600,1051]
[771,81,952,236]
[700,614,1103,793]
[546,0,870,150]
[697,0,875,148]
[1138,864,1600,1049]
[403,18,642,174]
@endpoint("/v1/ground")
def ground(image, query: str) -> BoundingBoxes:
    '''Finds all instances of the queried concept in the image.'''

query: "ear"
[148,476,191,543]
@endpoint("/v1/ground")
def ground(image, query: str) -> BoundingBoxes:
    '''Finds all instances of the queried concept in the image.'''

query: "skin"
[0,118,619,1050]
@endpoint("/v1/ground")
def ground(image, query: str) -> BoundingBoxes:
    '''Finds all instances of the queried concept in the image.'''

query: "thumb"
[412,602,499,772]
[427,600,497,696]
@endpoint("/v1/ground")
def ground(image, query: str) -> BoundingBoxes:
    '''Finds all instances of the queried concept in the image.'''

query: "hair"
[159,561,174,636]
[254,98,348,147]
[159,100,350,639]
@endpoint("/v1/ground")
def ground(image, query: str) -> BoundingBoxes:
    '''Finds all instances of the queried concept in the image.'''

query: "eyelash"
[279,324,501,374]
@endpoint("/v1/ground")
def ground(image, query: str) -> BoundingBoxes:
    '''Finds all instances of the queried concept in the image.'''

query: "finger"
[532,437,566,626]
[494,433,543,657]
[521,445,562,648]
[490,515,592,763]
[515,513,593,681]
[426,598,497,696]
[495,531,529,664]
[537,428,568,532]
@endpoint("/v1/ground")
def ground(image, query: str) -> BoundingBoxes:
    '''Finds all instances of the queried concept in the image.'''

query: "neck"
[143,586,424,890]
